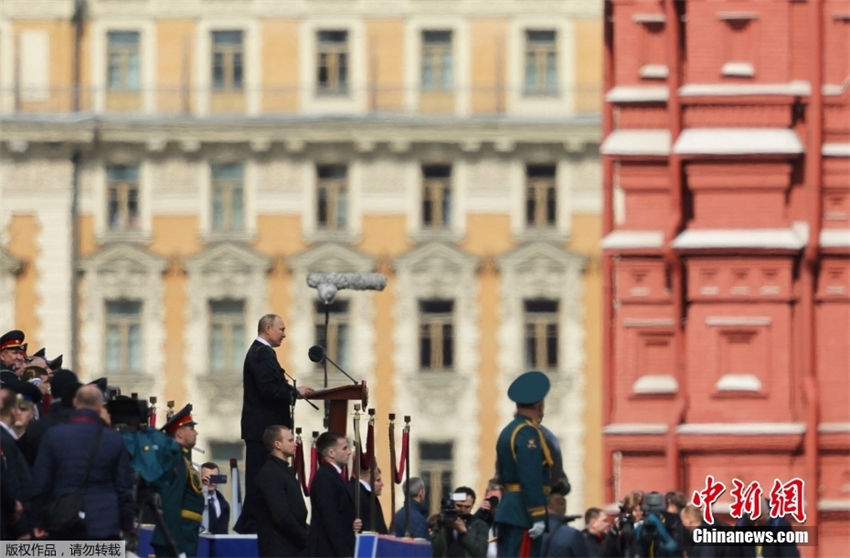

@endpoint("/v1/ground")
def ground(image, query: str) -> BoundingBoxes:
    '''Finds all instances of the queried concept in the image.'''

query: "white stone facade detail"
[78,243,167,395]
[392,242,482,493]
[0,248,21,331]
[496,240,588,515]
[182,242,272,450]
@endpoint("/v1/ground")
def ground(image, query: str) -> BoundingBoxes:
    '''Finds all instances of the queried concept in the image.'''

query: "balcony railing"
[0,83,603,118]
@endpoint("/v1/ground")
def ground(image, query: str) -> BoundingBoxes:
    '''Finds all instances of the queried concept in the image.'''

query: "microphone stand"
[323,302,330,428]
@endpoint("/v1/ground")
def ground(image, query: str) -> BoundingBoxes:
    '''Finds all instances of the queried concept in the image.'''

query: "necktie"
[208,495,216,521]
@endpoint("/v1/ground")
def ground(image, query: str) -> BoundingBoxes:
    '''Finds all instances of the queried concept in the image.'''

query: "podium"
[308,381,368,434]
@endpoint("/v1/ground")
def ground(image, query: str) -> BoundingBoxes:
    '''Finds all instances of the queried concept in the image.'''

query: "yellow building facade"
[0,0,603,517]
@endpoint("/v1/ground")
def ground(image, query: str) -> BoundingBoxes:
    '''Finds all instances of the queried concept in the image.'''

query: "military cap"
[0,375,42,405]
[0,330,25,351]
[507,370,551,404]
[50,369,79,398]
[161,403,196,435]
[32,347,63,370]
[88,377,108,396]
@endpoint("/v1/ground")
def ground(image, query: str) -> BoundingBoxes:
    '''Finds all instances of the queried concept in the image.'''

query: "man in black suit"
[307,431,362,557]
[201,462,231,534]
[349,465,388,534]
[1,380,33,540]
[238,314,314,532]
[253,425,308,557]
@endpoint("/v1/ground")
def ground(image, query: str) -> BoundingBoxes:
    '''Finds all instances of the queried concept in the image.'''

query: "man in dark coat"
[151,404,204,557]
[238,314,314,532]
[252,425,308,557]
[307,431,361,557]
[1,382,32,540]
[349,465,388,534]
[392,476,431,539]
[540,491,588,557]
[30,384,134,540]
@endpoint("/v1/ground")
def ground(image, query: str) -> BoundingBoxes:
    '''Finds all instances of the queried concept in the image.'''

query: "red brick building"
[601,1,849,555]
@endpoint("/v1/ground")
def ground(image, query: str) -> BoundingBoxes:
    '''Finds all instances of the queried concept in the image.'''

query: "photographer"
[431,487,489,558]
[633,491,681,558]
[607,490,644,557]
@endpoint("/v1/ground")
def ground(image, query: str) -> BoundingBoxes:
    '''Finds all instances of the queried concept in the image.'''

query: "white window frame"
[90,18,156,113]
[507,17,574,116]
[195,19,260,116]
[404,16,469,115]
[299,18,366,114]
[94,156,152,243]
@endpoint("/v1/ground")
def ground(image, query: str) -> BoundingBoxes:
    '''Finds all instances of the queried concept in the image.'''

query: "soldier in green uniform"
[494,371,554,558]
[151,404,204,557]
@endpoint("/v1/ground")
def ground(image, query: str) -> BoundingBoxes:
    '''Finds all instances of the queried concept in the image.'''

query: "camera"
[640,492,666,539]
[209,474,227,484]
[439,498,459,525]
[438,492,467,525]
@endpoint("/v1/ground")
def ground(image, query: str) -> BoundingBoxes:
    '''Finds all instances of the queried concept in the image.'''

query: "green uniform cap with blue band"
[507,370,550,404]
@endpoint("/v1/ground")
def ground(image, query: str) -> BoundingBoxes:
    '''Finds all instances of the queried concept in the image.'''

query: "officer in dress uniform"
[494,371,554,558]
[151,404,204,557]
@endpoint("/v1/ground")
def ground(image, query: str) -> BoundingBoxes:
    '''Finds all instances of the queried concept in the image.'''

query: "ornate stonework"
[496,240,588,512]
[182,242,272,445]
[78,243,167,396]
[392,241,482,492]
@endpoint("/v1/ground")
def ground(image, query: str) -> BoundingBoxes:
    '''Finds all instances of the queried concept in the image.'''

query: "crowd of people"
[2,321,803,558]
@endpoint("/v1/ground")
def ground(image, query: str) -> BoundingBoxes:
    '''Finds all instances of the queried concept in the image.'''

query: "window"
[212,31,244,91]
[209,299,245,375]
[420,442,453,515]
[421,31,453,91]
[314,299,350,369]
[105,299,142,374]
[524,30,558,95]
[419,300,454,371]
[525,164,556,228]
[524,299,559,369]
[107,31,140,91]
[211,163,245,232]
[317,30,348,95]
[422,165,452,229]
[316,165,348,230]
[107,165,140,231]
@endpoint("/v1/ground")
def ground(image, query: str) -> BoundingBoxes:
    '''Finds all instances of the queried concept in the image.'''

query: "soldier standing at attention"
[494,371,554,558]
[152,404,205,558]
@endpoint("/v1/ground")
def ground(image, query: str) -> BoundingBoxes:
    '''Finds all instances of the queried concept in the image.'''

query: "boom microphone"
[307,272,387,304]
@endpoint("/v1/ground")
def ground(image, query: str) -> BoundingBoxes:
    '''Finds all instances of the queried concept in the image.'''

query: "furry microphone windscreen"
[307,272,388,303]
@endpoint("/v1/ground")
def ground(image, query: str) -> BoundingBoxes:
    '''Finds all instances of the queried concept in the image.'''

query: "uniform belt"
[504,483,551,495]
[181,509,202,522]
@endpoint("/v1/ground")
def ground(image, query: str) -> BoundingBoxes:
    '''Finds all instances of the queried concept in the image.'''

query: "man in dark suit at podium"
[201,462,230,534]
[238,314,314,532]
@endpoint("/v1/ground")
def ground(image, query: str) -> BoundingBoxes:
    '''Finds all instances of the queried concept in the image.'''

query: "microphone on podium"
[308,345,359,385]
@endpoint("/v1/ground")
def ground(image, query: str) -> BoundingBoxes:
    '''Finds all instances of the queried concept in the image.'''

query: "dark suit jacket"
[307,462,356,557]
[30,409,134,539]
[241,340,297,440]
[253,455,308,557]
[207,490,231,535]
[1,425,32,539]
[348,479,388,534]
